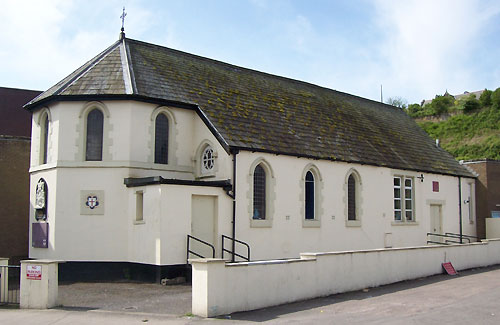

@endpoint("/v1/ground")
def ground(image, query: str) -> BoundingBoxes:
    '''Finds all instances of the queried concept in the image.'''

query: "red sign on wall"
[432,181,439,192]
[26,265,42,280]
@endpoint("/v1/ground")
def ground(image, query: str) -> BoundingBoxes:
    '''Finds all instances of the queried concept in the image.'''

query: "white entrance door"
[190,195,217,259]
[430,204,443,243]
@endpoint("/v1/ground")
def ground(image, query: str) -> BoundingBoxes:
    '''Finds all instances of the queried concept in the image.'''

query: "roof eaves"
[230,145,475,178]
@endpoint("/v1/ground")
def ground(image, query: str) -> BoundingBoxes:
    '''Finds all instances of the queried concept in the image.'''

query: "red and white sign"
[26,265,42,280]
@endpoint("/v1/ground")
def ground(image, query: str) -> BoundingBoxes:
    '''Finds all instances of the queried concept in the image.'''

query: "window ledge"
[197,172,216,179]
[391,221,419,226]
[250,219,272,228]
[302,219,321,228]
[345,220,361,227]
[133,220,145,225]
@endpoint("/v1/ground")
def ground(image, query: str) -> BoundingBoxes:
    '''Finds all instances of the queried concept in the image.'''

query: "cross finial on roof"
[119,7,127,40]
[121,7,127,31]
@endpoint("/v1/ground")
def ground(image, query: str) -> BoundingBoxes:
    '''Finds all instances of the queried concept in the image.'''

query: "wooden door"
[190,195,217,258]
[430,204,443,243]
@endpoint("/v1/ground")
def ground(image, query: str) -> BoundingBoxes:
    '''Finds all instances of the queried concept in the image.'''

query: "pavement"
[1,265,500,324]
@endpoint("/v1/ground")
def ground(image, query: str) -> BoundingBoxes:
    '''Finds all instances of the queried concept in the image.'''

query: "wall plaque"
[80,190,105,215]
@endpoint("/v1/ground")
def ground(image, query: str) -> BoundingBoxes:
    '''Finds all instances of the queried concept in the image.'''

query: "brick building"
[463,159,500,239]
[0,86,41,264]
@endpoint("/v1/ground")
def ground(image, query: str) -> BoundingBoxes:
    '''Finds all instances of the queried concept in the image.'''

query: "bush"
[492,87,500,109]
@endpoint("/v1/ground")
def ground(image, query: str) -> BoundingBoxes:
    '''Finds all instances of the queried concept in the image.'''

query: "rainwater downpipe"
[458,176,463,244]
[231,149,239,262]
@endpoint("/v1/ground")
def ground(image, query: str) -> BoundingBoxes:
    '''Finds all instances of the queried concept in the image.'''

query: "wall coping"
[189,258,225,264]
[20,259,66,265]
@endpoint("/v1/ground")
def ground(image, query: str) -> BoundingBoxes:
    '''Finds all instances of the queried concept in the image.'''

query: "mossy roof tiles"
[26,37,473,177]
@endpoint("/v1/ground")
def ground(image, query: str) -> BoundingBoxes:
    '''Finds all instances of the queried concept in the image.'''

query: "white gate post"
[0,258,8,302]
[20,260,64,309]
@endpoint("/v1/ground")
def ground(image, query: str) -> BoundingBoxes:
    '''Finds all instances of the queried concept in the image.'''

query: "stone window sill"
[250,219,272,228]
[346,220,361,227]
[391,221,419,226]
[302,219,321,228]
[133,220,145,225]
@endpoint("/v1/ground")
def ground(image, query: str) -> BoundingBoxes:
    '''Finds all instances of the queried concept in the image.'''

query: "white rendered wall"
[29,100,232,264]
[28,99,475,265]
[192,239,500,317]
[127,184,232,265]
[233,151,476,261]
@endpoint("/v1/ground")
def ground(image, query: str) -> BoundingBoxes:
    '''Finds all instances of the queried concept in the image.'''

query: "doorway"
[190,195,217,258]
[430,204,443,242]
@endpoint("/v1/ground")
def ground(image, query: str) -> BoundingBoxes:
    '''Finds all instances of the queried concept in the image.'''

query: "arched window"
[41,114,49,164]
[86,109,104,161]
[201,146,214,174]
[348,174,356,220]
[305,171,315,220]
[253,164,266,220]
[154,114,169,164]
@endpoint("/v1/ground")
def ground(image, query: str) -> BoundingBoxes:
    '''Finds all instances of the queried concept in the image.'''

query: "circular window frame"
[201,146,215,174]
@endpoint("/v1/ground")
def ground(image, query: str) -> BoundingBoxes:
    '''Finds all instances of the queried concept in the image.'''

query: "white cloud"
[0,0,154,91]
[372,0,500,103]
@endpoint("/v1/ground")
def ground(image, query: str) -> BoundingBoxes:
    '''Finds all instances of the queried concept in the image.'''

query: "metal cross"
[120,7,127,31]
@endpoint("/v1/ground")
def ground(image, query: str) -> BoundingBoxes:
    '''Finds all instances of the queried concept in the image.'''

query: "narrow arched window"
[305,171,315,220]
[41,114,49,164]
[86,109,104,161]
[348,174,356,220]
[253,164,266,219]
[154,114,169,164]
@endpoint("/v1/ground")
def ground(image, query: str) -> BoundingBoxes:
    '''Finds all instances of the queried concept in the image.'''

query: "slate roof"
[25,36,474,177]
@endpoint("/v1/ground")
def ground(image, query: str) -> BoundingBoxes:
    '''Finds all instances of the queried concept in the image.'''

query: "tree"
[386,96,408,109]
[463,94,480,113]
[407,103,423,117]
[429,94,454,115]
[492,87,500,109]
[479,89,492,107]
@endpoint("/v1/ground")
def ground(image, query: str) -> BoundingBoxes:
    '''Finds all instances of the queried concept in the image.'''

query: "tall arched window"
[348,174,356,220]
[86,109,104,161]
[41,114,49,164]
[154,114,169,164]
[253,164,266,220]
[305,171,315,220]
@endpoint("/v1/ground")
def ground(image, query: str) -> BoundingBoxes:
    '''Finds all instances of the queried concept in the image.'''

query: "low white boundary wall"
[192,239,500,317]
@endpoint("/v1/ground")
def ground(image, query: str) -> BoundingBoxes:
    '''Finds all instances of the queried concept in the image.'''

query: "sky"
[1,0,499,104]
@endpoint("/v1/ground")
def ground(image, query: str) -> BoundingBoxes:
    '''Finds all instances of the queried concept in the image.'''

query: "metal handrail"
[426,232,471,245]
[186,235,215,263]
[222,235,250,262]
[445,232,479,242]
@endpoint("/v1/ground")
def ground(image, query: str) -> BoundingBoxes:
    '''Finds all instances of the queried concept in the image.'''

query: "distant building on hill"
[421,89,485,107]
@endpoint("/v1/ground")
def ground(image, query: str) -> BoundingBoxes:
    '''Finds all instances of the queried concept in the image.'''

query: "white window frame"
[393,175,415,223]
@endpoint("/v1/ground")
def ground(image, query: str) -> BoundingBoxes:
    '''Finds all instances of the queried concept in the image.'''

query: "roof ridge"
[125,38,396,111]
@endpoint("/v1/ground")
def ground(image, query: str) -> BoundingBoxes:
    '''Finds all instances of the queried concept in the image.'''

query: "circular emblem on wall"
[86,196,99,209]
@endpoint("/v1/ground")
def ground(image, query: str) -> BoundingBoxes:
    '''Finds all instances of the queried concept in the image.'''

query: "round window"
[202,146,214,173]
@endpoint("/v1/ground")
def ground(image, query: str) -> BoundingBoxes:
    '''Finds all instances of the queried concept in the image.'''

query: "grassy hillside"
[417,107,500,160]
